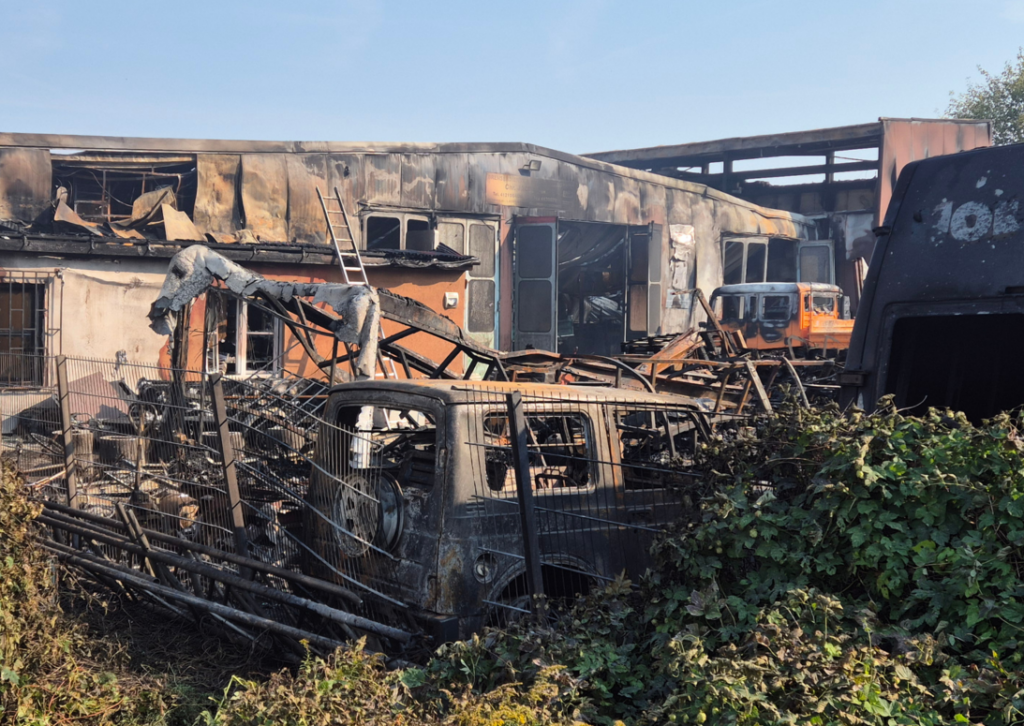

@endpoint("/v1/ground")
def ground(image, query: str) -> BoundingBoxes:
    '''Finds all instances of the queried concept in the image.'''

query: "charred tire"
[302,470,404,584]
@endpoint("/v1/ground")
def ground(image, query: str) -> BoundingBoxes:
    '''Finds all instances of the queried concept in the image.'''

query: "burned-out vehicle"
[710,282,853,355]
[303,379,702,639]
[840,143,1024,421]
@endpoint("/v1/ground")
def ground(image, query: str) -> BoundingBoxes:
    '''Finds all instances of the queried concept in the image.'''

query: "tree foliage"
[947,48,1024,144]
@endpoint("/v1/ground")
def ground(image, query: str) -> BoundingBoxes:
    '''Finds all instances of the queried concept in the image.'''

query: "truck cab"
[709,282,853,354]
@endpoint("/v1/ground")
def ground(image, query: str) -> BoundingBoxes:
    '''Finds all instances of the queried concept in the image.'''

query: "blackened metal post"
[209,373,251,572]
[506,391,544,614]
[55,355,78,509]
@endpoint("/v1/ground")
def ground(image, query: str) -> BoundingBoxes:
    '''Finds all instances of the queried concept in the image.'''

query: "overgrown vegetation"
[8,399,1024,724]
[0,464,171,724]
[415,400,1024,725]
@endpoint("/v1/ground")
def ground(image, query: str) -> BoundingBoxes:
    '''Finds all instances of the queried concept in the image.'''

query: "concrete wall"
[1,254,169,365]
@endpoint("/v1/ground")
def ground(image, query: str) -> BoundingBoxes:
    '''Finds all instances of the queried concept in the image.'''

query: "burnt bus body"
[840,143,1024,421]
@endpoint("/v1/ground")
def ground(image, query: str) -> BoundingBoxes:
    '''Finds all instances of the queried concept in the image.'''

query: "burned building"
[0,132,817,390]
[586,118,992,311]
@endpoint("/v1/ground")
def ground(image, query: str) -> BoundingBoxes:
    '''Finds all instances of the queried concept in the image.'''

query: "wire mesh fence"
[450,385,705,622]
[0,353,61,492]
[0,352,416,654]
[0,351,723,652]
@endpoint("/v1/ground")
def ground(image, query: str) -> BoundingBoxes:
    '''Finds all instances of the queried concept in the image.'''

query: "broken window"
[723,238,770,284]
[0,276,46,386]
[405,218,433,251]
[483,412,592,492]
[334,405,438,489]
[810,295,836,314]
[720,295,744,321]
[615,409,688,490]
[52,153,197,224]
[767,238,798,282]
[209,297,282,376]
[762,295,791,321]
[745,242,767,283]
[799,245,832,284]
[723,241,744,285]
[365,216,401,250]
[885,314,1024,422]
[437,222,465,254]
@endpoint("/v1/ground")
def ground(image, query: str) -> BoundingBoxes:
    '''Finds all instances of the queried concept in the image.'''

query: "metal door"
[436,217,500,352]
[513,222,557,352]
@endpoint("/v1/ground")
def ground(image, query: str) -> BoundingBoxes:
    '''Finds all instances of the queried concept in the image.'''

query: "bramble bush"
[10,398,1024,724]
[420,400,1024,724]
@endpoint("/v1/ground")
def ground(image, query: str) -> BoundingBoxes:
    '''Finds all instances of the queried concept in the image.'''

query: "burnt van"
[840,143,1024,421]
[302,380,701,639]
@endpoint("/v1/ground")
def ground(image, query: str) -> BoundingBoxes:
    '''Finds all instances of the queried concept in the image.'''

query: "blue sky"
[1,0,1021,154]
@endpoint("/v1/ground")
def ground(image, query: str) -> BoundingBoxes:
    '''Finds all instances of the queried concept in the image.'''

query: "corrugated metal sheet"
[240,154,289,242]
[285,154,328,245]
[0,148,51,222]
[878,119,992,223]
[194,155,241,237]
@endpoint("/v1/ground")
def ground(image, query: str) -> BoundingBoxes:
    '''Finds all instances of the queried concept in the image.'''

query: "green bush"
[420,401,1024,725]
[11,399,1024,725]
[0,463,171,725]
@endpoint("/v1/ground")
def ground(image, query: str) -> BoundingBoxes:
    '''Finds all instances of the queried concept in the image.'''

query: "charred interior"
[52,152,199,225]
[886,314,1024,422]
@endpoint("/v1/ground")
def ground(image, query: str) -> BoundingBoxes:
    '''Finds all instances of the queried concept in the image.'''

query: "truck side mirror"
[842,296,852,319]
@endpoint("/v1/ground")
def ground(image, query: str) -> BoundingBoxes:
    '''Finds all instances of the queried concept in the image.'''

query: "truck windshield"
[762,295,791,320]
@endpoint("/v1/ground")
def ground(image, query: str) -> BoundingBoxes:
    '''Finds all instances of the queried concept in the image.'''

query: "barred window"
[0,273,50,386]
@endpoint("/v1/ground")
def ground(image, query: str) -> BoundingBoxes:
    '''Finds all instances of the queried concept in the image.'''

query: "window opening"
[483,412,592,492]
[615,409,691,490]
[811,295,835,314]
[335,405,438,489]
[720,295,744,321]
[799,246,832,283]
[437,221,465,255]
[766,238,797,282]
[0,278,46,386]
[745,243,767,283]
[365,216,401,250]
[762,295,791,320]
[723,241,744,285]
[208,297,282,376]
[405,218,433,251]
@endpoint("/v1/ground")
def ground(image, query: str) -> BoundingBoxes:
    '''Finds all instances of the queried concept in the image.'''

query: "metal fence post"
[55,355,78,509]
[209,373,251,570]
[506,391,545,615]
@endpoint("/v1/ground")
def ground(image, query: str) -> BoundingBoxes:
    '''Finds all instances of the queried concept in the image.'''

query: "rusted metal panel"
[435,154,471,210]
[240,154,289,242]
[54,200,104,236]
[194,155,242,238]
[286,154,328,245]
[586,122,884,168]
[400,154,436,209]
[161,205,205,242]
[362,154,402,206]
[877,118,992,224]
[0,148,51,222]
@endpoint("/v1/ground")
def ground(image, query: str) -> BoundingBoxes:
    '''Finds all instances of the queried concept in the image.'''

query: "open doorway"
[513,220,655,356]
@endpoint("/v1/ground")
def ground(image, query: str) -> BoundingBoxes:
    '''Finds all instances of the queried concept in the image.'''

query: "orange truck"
[709,282,854,355]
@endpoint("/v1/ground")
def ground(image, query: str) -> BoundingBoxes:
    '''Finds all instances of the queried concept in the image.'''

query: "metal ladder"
[315,187,398,379]
[316,186,368,286]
